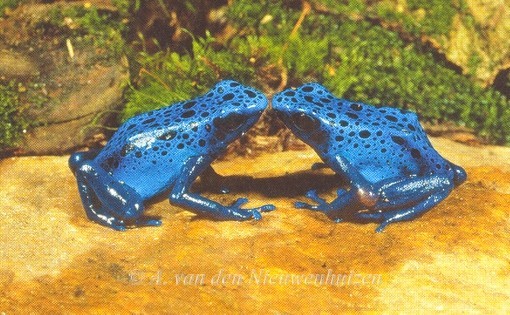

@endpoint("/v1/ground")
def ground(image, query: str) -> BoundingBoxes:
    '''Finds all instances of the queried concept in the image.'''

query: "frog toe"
[295,190,330,211]
[295,201,324,211]
[227,208,261,220]
[231,198,274,217]
[375,221,390,233]
[305,190,326,204]
[134,217,162,227]
[242,203,275,219]
[92,215,127,231]
[231,198,249,208]
[295,201,313,209]
[251,210,262,220]
[258,204,276,212]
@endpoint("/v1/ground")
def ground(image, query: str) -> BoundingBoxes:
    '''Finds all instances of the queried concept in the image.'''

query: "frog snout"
[270,107,291,126]
[270,98,290,117]
[452,165,467,186]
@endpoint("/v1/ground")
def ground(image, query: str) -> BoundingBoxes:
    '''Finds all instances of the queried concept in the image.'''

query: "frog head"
[187,80,268,154]
[272,83,335,153]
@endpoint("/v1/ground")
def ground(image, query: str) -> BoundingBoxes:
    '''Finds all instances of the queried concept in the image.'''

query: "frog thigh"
[73,160,151,230]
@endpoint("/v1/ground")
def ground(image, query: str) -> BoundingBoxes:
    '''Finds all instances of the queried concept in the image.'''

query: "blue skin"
[69,80,275,231]
[272,83,467,232]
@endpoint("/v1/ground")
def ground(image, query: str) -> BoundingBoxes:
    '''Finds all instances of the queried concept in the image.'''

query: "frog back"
[324,101,453,183]
[93,99,218,199]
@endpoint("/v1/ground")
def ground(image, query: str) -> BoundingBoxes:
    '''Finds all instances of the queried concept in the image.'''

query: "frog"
[69,80,275,231]
[272,83,467,232]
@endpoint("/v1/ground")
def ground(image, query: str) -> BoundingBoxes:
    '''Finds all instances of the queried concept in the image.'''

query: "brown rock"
[0,2,129,155]
[1,138,509,312]
[0,50,40,79]
[21,63,129,154]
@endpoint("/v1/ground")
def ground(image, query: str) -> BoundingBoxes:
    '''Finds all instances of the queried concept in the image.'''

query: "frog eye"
[213,113,246,132]
[291,113,319,132]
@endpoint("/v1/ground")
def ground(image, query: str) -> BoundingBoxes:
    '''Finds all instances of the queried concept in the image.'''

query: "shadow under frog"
[272,83,467,232]
[69,80,275,231]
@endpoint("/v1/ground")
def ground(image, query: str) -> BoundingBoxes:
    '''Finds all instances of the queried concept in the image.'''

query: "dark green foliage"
[406,0,457,36]
[121,0,510,145]
[124,33,257,119]
[372,0,457,37]
[4,1,507,149]
[46,0,500,146]
[0,82,27,148]
[316,0,461,38]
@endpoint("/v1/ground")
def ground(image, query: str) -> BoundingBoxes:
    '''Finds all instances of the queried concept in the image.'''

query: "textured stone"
[21,63,129,154]
[0,137,509,312]
[0,50,40,79]
[0,2,128,155]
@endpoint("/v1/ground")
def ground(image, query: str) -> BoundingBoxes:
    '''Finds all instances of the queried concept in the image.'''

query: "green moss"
[111,0,137,16]
[0,82,28,149]
[316,0,366,14]
[312,0,458,37]
[406,0,457,36]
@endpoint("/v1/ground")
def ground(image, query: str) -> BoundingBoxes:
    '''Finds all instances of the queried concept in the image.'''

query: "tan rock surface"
[0,137,509,312]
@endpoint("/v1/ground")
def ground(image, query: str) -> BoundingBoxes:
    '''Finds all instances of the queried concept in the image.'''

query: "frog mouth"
[290,112,320,133]
[213,113,247,132]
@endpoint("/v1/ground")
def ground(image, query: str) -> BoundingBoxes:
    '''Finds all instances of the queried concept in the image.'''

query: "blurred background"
[1,0,509,157]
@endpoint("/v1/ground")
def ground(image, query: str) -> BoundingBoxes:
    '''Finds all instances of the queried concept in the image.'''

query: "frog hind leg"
[169,155,275,221]
[70,153,161,230]
[355,174,454,232]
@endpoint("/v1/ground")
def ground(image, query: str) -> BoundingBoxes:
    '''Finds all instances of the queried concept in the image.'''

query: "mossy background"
[1,0,509,149]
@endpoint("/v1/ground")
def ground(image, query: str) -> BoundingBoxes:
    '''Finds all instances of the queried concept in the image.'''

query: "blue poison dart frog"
[69,80,275,231]
[272,83,466,232]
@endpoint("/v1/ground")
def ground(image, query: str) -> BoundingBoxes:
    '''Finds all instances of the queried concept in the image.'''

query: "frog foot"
[355,189,452,232]
[89,213,162,231]
[227,198,275,220]
[295,190,327,210]
[355,210,405,233]
[87,213,128,231]
[126,216,163,229]
[353,175,456,232]
[295,189,348,211]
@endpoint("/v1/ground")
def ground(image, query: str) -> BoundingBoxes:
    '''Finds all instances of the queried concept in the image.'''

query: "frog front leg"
[295,155,377,218]
[70,153,161,231]
[170,155,275,220]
